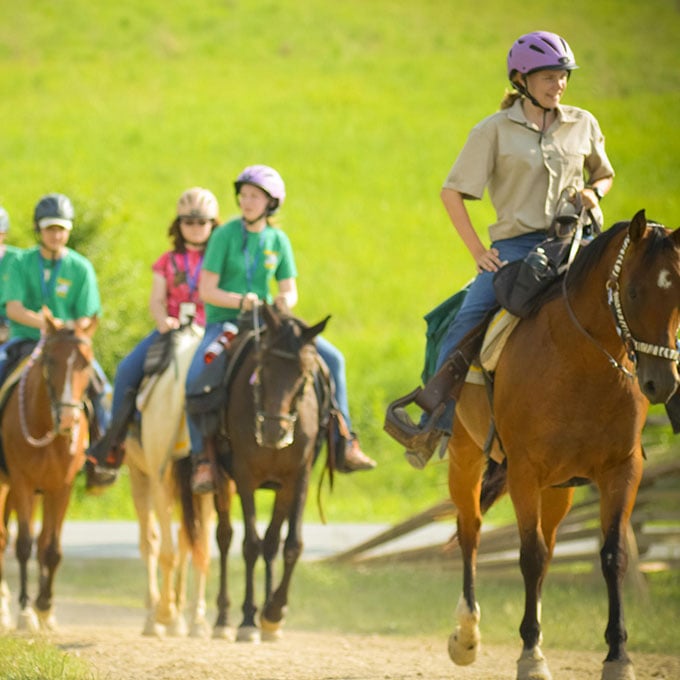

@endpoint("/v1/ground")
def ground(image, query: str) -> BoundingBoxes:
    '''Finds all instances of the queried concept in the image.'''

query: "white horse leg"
[448,594,481,666]
[517,647,552,680]
[37,607,58,632]
[0,580,12,633]
[127,453,162,637]
[184,492,212,639]
[16,606,40,633]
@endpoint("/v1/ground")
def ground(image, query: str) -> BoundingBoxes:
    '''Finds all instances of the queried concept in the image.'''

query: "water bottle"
[204,322,239,364]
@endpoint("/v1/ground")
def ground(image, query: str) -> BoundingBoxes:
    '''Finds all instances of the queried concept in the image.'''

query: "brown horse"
[183,302,329,642]
[447,210,680,680]
[0,310,97,633]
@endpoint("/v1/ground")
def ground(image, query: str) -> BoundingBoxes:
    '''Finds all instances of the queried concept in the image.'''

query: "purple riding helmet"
[234,165,286,215]
[507,30,578,79]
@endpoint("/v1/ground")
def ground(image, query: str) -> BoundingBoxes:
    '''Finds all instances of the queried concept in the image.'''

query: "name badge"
[179,302,197,325]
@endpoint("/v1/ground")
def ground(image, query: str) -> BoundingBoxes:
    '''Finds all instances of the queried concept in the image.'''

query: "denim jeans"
[110,330,160,416]
[185,323,353,456]
[430,231,547,432]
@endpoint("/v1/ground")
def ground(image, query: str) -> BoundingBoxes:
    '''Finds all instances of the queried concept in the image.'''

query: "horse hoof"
[236,625,261,643]
[260,614,283,642]
[517,647,552,680]
[166,616,189,638]
[212,625,236,641]
[190,617,211,639]
[17,608,40,634]
[37,610,58,632]
[447,627,480,666]
[602,659,636,680]
[142,614,164,637]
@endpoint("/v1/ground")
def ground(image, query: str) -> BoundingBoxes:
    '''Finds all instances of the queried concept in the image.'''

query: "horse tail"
[480,458,507,515]
[175,457,197,546]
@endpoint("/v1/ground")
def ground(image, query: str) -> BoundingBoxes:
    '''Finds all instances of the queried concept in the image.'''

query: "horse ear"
[42,306,59,334]
[628,209,647,243]
[262,303,281,332]
[671,226,680,249]
[302,315,331,344]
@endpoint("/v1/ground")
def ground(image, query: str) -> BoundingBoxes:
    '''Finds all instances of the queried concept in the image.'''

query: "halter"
[18,333,91,448]
[249,307,313,449]
[564,229,680,379]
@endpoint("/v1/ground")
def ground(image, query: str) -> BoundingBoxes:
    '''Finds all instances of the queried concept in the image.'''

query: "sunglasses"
[180,218,210,226]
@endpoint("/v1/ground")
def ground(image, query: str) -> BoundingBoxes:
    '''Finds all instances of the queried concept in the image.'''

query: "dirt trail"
[35,601,680,680]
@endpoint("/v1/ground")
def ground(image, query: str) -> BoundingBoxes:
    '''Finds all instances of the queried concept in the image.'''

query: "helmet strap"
[515,76,554,113]
[242,210,268,226]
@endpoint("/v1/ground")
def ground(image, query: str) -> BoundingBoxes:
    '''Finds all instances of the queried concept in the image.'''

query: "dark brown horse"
[0,309,97,633]
[447,210,679,680]
[183,302,329,642]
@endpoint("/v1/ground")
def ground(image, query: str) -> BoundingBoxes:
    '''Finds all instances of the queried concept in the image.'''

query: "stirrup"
[384,388,446,449]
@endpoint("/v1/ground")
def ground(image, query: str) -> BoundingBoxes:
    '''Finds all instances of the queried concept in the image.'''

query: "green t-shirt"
[3,246,101,340]
[0,244,22,319]
[202,218,297,324]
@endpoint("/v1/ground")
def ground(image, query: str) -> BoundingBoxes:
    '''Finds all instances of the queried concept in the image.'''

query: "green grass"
[0,636,94,680]
[2,0,680,525]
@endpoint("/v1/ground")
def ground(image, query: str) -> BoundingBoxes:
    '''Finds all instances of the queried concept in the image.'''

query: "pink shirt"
[152,250,206,327]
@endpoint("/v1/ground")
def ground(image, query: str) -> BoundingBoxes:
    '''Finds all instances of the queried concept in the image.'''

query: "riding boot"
[665,389,680,434]
[384,309,496,466]
[85,387,137,492]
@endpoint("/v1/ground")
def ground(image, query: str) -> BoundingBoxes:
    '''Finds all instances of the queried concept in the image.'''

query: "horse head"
[22,307,97,445]
[610,210,680,403]
[253,303,330,449]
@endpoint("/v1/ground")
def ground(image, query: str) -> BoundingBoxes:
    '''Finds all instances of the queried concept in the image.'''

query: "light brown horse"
[182,302,329,642]
[448,210,680,680]
[0,310,96,633]
[124,323,214,638]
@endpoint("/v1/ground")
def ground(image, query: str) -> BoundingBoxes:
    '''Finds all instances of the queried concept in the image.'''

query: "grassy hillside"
[1,0,679,521]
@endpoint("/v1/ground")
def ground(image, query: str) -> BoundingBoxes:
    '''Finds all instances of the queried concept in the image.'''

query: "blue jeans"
[110,330,160,417]
[185,324,353,456]
[430,232,547,432]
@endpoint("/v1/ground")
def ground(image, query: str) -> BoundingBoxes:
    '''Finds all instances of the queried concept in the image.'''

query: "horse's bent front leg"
[446,421,484,667]
[598,459,642,680]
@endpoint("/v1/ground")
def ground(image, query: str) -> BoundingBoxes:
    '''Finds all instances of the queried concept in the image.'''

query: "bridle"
[563,228,680,379]
[249,306,313,448]
[18,333,92,448]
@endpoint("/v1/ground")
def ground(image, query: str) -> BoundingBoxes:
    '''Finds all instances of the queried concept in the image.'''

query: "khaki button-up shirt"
[443,98,615,242]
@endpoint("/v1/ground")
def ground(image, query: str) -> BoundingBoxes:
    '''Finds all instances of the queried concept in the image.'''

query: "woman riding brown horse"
[447,210,679,680]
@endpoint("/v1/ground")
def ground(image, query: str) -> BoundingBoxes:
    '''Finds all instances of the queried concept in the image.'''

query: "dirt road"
[41,600,680,680]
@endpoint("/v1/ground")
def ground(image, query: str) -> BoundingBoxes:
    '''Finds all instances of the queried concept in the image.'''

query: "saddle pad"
[479,309,520,373]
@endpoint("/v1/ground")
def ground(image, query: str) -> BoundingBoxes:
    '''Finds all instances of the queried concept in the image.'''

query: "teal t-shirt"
[3,246,101,340]
[0,244,22,318]
[202,218,297,323]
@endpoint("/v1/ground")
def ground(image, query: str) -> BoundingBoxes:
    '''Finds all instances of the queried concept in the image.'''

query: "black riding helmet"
[34,193,75,231]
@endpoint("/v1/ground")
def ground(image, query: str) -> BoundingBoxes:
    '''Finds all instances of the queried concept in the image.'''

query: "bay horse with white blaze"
[0,310,96,633]
[182,302,328,642]
[124,322,214,638]
[448,210,679,680]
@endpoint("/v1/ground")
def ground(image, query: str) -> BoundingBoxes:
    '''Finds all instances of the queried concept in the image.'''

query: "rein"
[563,229,680,379]
[249,305,312,448]
[18,334,90,448]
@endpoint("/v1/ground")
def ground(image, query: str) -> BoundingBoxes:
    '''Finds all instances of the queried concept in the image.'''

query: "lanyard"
[38,253,63,303]
[182,252,203,301]
[241,222,266,290]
